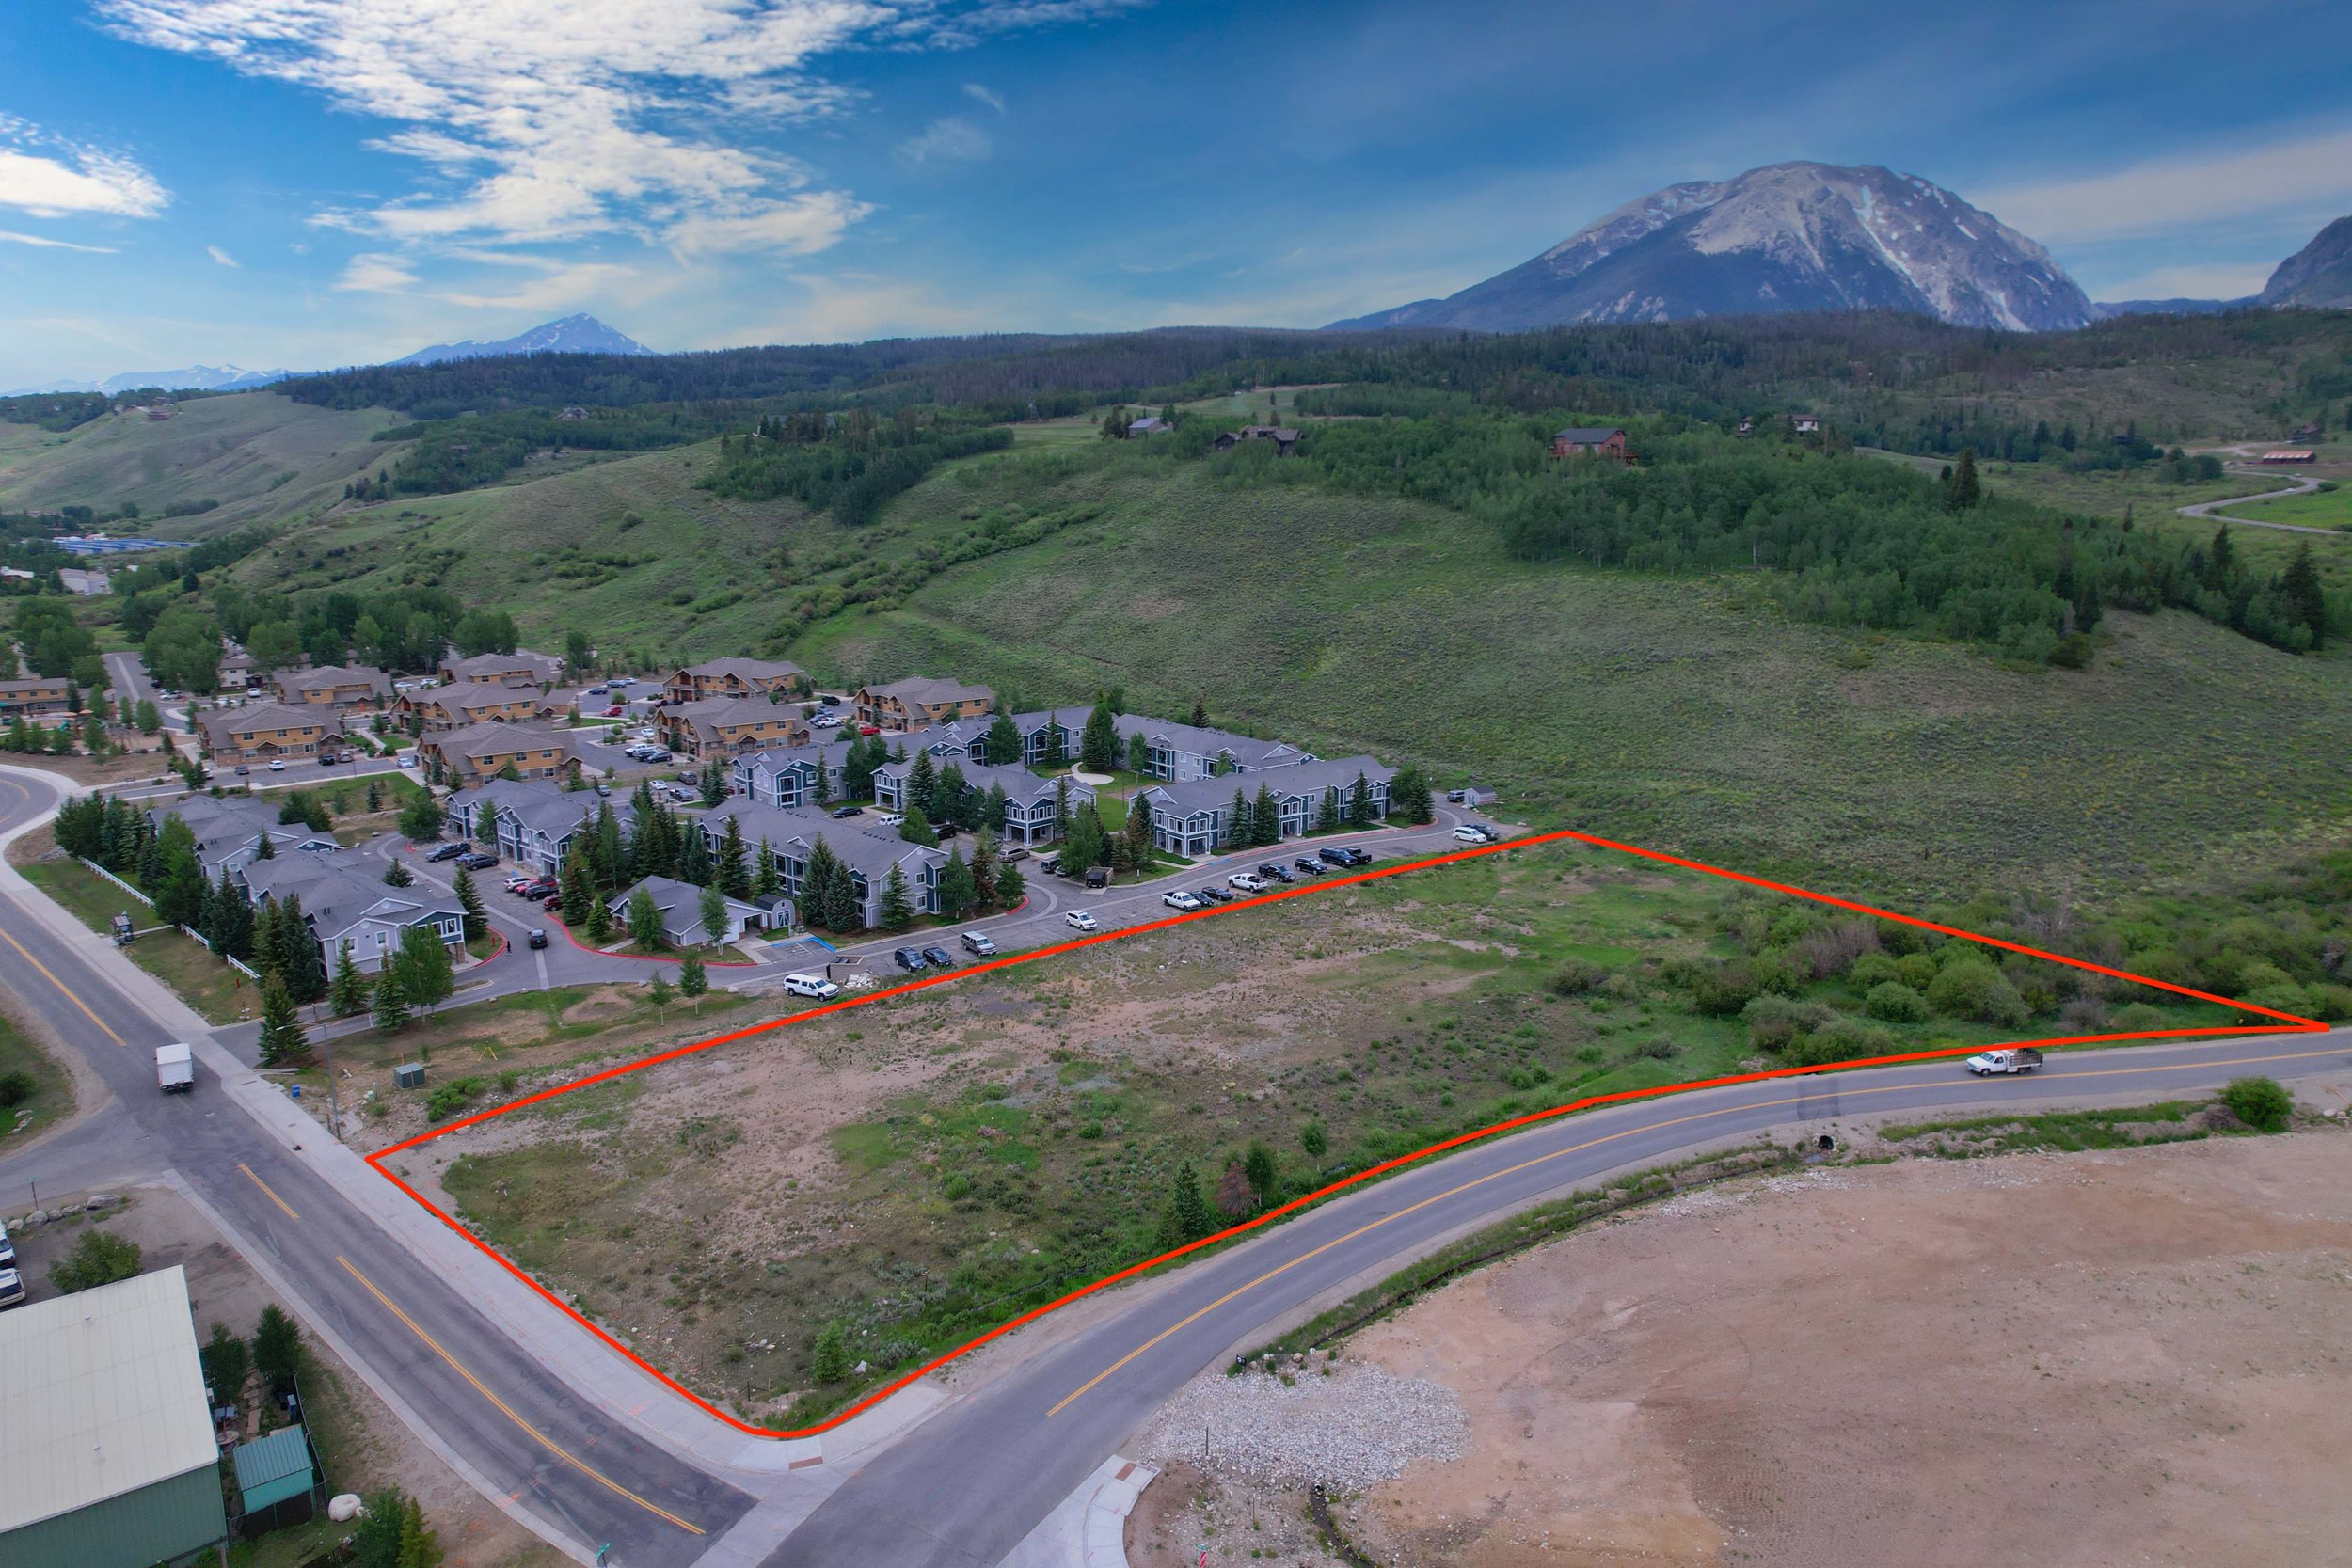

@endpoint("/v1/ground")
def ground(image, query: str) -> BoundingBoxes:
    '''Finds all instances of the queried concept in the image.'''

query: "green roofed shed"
[231,1426,313,1511]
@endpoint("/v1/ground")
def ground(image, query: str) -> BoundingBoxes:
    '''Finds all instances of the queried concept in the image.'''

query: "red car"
[858,723,880,736]
[603,705,624,717]
[517,878,557,899]
[542,894,566,913]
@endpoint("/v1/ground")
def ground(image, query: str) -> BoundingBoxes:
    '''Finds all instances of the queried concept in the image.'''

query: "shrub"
[0,1069,33,1107]
[1847,953,1901,991]
[425,1078,485,1121]
[1692,962,1764,1017]
[2241,981,2313,1023]
[1549,958,1607,996]
[50,1228,141,1293]
[2307,983,2352,1022]
[1742,994,1833,1053]
[811,1320,850,1383]
[1298,1119,1328,1158]
[1633,1034,1679,1060]
[1895,952,1938,990]
[1785,1018,1894,1068]
[2220,1076,2293,1133]
[2110,1002,2170,1033]
[1926,959,2029,1025]
[2058,994,2110,1034]
[1863,981,1929,1022]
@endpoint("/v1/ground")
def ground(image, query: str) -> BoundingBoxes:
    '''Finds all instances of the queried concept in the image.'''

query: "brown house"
[197,703,342,763]
[855,676,994,732]
[273,663,392,712]
[419,721,580,789]
[396,682,547,732]
[659,697,811,759]
[1212,425,1299,455]
[1550,425,1631,461]
[438,650,563,687]
[660,657,808,706]
[0,676,73,718]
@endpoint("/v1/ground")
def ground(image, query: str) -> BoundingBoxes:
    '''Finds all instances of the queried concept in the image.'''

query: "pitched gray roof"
[1111,714,1304,769]
[246,859,459,939]
[608,875,762,946]
[426,720,580,764]
[1553,426,1626,443]
[863,675,992,707]
[1143,754,1393,819]
[707,803,946,881]
[676,657,803,683]
[197,702,342,743]
[875,758,1063,806]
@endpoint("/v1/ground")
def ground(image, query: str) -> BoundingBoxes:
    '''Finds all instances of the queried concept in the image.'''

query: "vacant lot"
[407,840,2238,1427]
[1129,1128,2352,1568]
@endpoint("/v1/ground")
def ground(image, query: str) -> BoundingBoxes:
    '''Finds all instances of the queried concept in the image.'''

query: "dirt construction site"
[1125,1127,2352,1568]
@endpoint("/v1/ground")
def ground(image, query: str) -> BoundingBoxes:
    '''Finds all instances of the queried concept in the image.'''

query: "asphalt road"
[769,1029,2351,1567]
[0,768,755,1566]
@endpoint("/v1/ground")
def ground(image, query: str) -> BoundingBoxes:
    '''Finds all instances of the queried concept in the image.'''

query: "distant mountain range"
[2,363,291,398]
[389,313,656,366]
[1329,162,2096,333]
[2089,217,2352,317]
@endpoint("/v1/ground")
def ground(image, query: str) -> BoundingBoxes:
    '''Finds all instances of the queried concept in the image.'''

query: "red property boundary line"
[363,825,2328,1441]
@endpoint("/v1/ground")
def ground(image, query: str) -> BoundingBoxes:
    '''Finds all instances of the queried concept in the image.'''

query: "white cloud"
[333,252,420,293]
[898,118,993,166]
[0,228,119,253]
[0,118,167,219]
[2091,261,2277,303]
[1978,125,2352,245]
[206,244,239,267]
[434,261,643,312]
[963,82,1007,114]
[95,1,1126,253]
[668,190,873,258]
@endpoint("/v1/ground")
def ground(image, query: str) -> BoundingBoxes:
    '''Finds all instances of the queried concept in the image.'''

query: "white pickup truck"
[154,1041,195,1093]
[1965,1047,2043,1076]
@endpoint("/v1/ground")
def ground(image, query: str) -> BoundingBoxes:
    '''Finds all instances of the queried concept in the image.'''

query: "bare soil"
[1134,1131,2352,1568]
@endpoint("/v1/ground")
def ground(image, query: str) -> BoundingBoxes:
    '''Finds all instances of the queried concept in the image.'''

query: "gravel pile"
[1138,1359,1469,1491]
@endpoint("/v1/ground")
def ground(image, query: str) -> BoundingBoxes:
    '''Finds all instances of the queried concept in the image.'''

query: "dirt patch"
[1137,1132,2352,1568]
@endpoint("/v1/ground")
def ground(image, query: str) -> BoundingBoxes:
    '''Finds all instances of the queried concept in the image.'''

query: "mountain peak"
[390,314,656,367]
[1328,161,2092,334]
[2258,214,2352,309]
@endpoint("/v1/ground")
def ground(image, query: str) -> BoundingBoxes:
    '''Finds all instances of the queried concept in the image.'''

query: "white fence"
[182,924,262,981]
[78,857,152,906]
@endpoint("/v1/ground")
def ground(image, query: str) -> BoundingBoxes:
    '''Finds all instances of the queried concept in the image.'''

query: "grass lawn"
[0,999,73,1142]
[15,853,262,1025]
[2217,483,2352,531]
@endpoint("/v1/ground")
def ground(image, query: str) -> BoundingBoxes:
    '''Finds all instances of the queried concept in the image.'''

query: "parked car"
[584,686,606,696]
[857,723,879,736]
[921,945,955,969]
[0,1266,23,1309]
[604,705,624,717]
[426,843,469,862]
[1257,863,1295,883]
[1318,846,1353,867]
[233,764,250,776]
[1162,890,1202,911]
[830,804,865,819]
[527,928,548,949]
[818,693,843,706]
[268,759,287,771]
[1228,872,1267,893]
[1195,885,1232,904]
[1453,823,1498,844]
[784,972,840,999]
[893,947,925,972]
[1065,910,1099,932]
[397,753,418,768]
[609,675,635,687]
[1001,845,1028,862]
[542,894,565,912]
[1347,847,1376,866]
[1293,857,1324,877]
[457,851,498,870]
[0,1218,15,1270]
[518,878,557,899]
[960,930,998,956]
[504,872,533,890]
[877,812,905,827]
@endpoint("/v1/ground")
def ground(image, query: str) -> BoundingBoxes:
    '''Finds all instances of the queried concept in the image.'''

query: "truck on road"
[155,1041,194,1092]
[1965,1047,2043,1075]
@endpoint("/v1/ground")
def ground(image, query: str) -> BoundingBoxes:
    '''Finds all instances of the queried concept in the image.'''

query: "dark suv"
[1256,863,1295,884]
[921,946,956,969]
[1293,857,1324,877]
[1317,846,1353,867]
[893,947,925,972]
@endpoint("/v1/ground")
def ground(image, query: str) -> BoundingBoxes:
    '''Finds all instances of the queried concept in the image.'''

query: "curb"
[999,1454,1158,1568]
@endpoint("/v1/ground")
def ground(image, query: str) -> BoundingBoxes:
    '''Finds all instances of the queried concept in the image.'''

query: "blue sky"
[3,0,2349,386]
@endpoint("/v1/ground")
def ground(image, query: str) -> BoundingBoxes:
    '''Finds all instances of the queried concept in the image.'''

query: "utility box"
[393,1063,425,1090]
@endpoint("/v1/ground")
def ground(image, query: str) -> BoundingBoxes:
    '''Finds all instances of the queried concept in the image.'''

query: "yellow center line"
[237,1163,300,1220]
[335,1256,705,1536]
[0,924,127,1045]
[1047,1043,2344,1417]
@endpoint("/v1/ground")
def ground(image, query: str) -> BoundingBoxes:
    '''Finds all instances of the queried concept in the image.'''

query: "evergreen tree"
[983,781,1009,832]
[1251,782,1280,846]
[329,941,369,1018]
[585,887,613,941]
[675,822,712,887]
[2281,541,2328,647]
[278,895,328,1004]
[753,837,780,897]
[204,868,253,958]
[716,815,752,898]
[452,864,487,939]
[1122,795,1156,867]
[395,925,453,1013]
[1946,446,1980,511]
[628,886,665,949]
[591,803,624,887]
[993,858,1025,910]
[394,1495,444,1568]
[1315,784,1342,833]
[843,735,881,800]
[898,804,938,847]
[938,847,975,921]
[1388,766,1433,825]
[560,849,595,925]
[1227,786,1251,849]
[677,953,708,1012]
[154,829,206,928]
[1190,696,1208,728]
[985,712,1023,767]
[1170,1162,1213,1242]
[382,860,414,887]
[907,750,939,819]
[939,761,973,827]
[969,833,998,910]
[1062,803,1106,872]
[879,863,914,932]
[373,966,410,1031]
[1125,731,1149,775]
[1079,701,1120,773]
[803,839,847,929]
[700,758,725,808]
[1346,771,1375,828]
[256,974,308,1067]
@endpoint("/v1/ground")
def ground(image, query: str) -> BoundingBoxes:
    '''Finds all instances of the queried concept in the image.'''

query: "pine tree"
[1946,446,1980,511]
[591,803,624,887]
[986,712,1022,767]
[1062,803,1106,873]
[1227,786,1251,849]
[716,815,752,898]
[880,863,914,932]
[678,953,708,1012]
[452,864,487,939]
[373,967,410,1031]
[1347,771,1375,829]
[1170,1162,1212,1242]
[753,837,780,897]
[1079,701,1119,773]
[628,886,665,949]
[907,750,939,819]
[585,887,613,941]
[994,859,1025,910]
[560,850,595,926]
[1316,784,1342,833]
[278,895,328,1004]
[1122,794,1156,867]
[204,868,253,958]
[329,941,369,1018]
[1251,782,1280,846]
[255,974,308,1067]
[382,860,414,887]
[675,822,712,887]
[2281,541,2327,647]
[698,882,730,946]
[394,1494,444,1568]
[803,839,847,930]
[898,804,938,847]
[938,847,975,921]
[969,833,998,910]
[1190,696,1208,728]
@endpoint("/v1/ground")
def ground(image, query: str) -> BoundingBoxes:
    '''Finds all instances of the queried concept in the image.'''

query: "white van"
[783,973,840,1000]
[1453,824,1493,843]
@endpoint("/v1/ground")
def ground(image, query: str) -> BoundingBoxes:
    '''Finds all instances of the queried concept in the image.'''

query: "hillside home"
[1549,425,1629,461]
[658,697,810,759]
[196,703,342,764]
[1138,755,1394,857]
[447,778,604,874]
[244,857,464,974]
[1009,709,1086,769]
[660,657,808,705]
[438,650,564,687]
[1212,425,1299,454]
[273,664,393,712]
[855,676,994,731]
[395,682,547,732]
[1112,715,1311,783]
[730,739,858,810]
[608,875,773,948]
[0,676,72,718]
[418,721,580,789]
[700,804,946,928]
[146,796,339,886]
[871,760,1090,846]
[1789,413,1822,435]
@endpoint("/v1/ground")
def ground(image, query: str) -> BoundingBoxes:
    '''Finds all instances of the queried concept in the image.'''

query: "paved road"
[2176,454,2334,534]
[770,1028,2351,1566]
[0,768,755,1566]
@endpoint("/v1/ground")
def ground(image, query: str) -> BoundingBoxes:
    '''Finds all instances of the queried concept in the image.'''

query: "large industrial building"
[0,1265,230,1566]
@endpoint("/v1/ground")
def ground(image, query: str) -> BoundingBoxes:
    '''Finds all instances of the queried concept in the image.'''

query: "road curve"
[769,1029,2349,1567]
[2177,468,2335,533]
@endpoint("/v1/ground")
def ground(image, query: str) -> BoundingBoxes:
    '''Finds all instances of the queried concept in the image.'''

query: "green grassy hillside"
[0,391,404,532]
[782,450,2352,901]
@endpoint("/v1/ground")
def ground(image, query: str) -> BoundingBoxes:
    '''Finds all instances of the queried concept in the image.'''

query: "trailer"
[155,1041,195,1092]
[1965,1047,2043,1076]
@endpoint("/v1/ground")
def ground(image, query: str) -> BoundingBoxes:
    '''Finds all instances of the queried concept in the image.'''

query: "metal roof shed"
[0,1265,229,1567]
[230,1424,321,1532]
